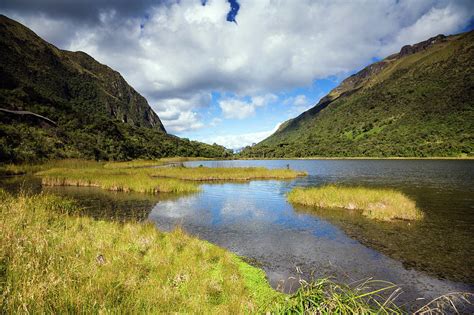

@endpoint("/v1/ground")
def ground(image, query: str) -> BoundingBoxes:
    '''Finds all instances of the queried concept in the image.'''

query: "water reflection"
[1,159,473,311]
[149,179,472,310]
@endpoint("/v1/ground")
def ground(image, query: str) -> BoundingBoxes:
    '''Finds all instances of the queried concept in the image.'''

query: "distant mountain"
[0,15,229,162]
[241,31,474,158]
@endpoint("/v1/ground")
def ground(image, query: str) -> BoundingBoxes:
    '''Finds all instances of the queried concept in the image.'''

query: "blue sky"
[1,0,473,149]
[179,78,340,148]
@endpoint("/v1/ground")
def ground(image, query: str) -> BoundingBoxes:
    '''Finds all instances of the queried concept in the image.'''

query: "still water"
[3,159,473,311]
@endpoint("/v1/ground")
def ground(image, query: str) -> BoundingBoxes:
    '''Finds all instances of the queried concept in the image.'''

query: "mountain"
[241,31,474,158]
[0,15,230,162]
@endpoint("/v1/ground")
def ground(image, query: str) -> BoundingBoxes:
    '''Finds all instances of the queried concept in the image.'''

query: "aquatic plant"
[287,185,423,221]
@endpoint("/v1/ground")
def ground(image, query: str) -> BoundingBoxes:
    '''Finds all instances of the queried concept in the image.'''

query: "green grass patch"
[104,159,168,169]
[272,278,401,314]
[287,185,423,221]
[0,190,415,313]
[0,190,277,313]
[38,167,200,194]
[149,166,307,181]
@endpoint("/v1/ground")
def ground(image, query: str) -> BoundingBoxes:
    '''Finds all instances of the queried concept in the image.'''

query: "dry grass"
[287,185,423,221]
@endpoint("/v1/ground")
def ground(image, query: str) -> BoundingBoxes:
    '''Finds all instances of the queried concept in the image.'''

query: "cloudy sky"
[1,0,473,149]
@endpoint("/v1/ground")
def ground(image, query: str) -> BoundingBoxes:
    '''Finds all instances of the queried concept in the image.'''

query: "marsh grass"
[271,278,402,314]
[39,168,200,193]
[149,166,307,181]
[1,190,444,313]
[36,160,305,194]
[288,185,423,221]
[104,160,167,169]
[0,190,279,313]
[0,159,106,176]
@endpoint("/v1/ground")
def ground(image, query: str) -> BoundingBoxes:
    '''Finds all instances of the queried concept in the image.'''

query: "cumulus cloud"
[199,122,282,149]
[150,93,210,132]
[1,0,473,134]
[219,93,277,119]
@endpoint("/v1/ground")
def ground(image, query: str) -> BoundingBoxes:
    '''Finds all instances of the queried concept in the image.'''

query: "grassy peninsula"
[0,190,279,313]
[287,185,423,221]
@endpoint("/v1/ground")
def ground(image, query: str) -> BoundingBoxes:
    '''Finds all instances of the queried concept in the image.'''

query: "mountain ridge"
[241,31,474,157]
[0,15,230,162]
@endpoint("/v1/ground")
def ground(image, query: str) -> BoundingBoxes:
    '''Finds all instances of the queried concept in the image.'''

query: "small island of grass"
[287,185,423,221]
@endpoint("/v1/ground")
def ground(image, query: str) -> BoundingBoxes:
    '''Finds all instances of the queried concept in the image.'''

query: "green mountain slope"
[0,15,230,162]
[241,32,474,158]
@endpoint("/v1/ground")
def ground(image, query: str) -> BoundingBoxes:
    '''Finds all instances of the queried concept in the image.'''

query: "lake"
[2,159,473,311]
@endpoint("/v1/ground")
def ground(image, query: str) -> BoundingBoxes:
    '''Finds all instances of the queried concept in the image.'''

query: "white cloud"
[4,0,473,134]
[282,94,314,116]
[150,93,210,133]
[198,122,282,149]
[219,93,277,119]
[161,111,204,132]
[209,117,222,126]
[284,94,310,107]
[219,98,255,119]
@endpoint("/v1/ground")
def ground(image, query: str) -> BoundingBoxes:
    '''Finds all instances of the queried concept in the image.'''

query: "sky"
[1,0,473,149]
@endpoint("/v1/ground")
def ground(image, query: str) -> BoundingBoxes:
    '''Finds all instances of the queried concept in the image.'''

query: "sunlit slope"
[242,32,474,157]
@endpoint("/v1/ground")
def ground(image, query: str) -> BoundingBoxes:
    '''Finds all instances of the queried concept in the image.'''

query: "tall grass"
[39,168,200,193]
[288,185,423,221]
[0,191,436,313]
[149,166,307,181]
[272,278,401,314]
[104,160,167,169]
[36,160,306,194]
[0,190,279,313]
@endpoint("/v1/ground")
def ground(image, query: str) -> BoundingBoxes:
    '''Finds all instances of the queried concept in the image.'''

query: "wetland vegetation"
[287,185,423,221]
[36,159,306,194]
[0,190,405,314]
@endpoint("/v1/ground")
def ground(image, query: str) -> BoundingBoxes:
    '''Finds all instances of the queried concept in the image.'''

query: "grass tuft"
[272,278,401,314]
[287,185,423,221]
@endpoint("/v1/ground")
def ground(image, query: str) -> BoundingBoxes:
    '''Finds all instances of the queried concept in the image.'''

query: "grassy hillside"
[241,32,474,158]
[0,15,231,162]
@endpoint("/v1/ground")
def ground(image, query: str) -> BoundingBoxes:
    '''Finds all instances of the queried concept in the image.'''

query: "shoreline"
[235,156,474,160]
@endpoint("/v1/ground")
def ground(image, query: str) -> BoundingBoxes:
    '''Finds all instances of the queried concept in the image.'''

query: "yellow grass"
[149,166,307,181]
[287,185,423,221]
[0,190,281,313]
[36,160,306,194]
[104,160,167,169]
[38,168,200,193]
